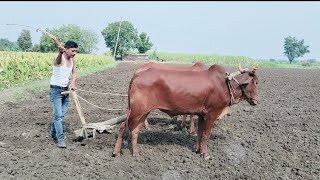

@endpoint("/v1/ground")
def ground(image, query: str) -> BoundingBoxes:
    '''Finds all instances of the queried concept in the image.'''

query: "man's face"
[65,48,78,58]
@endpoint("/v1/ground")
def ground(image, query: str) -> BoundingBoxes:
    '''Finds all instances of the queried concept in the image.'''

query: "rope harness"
[226,72,253,105]
[226,72,255,106]
[76,88,128,97]
[73,88,127,111]
[226,73,236,105]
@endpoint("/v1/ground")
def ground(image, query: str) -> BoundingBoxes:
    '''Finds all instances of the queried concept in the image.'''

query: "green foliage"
[301,62,311,67]
[147,52,257,67]
[136,32,153,54]
[32,44,41,52]
[39,34,56,52]
[17,29,33,51]
[39,24,98,54]
[284,36,310,64]
[0,38,19,51]
[307,59,317,64]
[101,21,138,59]
[148,47,159,61]
[0,51,114,90]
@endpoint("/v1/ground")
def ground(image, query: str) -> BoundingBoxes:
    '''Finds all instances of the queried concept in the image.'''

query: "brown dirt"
[0,62,319,179]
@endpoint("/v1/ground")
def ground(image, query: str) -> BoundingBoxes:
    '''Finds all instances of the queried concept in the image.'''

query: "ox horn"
[228,64,249,79]
[238,63,244,72]
[238,64,249,73]
[252,64,259,73]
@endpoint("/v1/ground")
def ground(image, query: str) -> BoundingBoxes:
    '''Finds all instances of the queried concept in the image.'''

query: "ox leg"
[189,114,196,135]
[113,121,127,157]
[129,113,149,157]
[181,115,187,131]
[200,113,219,160]
[194,115,204,153]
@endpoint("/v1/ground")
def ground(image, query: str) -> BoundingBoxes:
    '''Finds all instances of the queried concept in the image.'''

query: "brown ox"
[113,64,259,159]
[134,61,208,134]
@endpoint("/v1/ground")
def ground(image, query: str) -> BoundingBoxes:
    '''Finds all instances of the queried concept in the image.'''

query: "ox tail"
[122,74,138,147]
[121,103,131,148]
[115,109,131,155]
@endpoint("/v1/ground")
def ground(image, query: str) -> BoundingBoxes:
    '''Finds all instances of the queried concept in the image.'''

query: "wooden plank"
[94,114,127,126]
[74,115,128,137]
[70,90,87,126]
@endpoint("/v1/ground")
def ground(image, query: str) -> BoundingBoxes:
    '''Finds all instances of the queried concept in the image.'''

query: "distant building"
[123,54,149,61]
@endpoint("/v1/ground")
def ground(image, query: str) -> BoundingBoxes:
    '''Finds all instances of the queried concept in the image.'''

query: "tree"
[136,32,153,54]
[17,29,33,51]
[39,24,98,54]
[284,36,310,64]
[32,44,41,52]
[101,21,138,59]
[0,38,19,51]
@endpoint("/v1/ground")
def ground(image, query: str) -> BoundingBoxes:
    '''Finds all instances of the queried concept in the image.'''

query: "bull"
[114,64,259,159]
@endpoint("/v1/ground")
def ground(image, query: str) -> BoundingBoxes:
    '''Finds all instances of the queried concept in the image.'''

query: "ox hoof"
[201,154,211,160]
[204,155,211,160]
[132,147,141,157]
[193,145,200,154]
[132,152,141,157]
[112,152,121,158]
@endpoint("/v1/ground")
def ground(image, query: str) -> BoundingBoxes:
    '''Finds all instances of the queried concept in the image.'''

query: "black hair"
[64,41,78,48]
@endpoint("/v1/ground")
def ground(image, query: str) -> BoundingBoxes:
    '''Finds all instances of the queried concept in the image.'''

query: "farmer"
[49,41,78,148]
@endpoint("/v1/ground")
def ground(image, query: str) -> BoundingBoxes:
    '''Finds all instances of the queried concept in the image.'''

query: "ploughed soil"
[0,61,319,180]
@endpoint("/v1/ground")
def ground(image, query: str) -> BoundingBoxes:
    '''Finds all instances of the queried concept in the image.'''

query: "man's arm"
[69,59,78,90]
[53,46,65,66]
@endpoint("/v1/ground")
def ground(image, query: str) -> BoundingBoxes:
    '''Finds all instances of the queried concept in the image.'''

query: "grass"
[257,61,320,69]
[0,61,119,105]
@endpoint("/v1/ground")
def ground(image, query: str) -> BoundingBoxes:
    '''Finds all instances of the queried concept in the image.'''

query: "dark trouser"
[49,85,69,143]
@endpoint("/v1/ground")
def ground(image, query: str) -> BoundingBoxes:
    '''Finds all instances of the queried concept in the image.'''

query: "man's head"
[64,41,78,58]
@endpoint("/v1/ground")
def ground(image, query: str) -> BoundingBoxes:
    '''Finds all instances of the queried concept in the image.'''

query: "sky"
[0,1,319,60]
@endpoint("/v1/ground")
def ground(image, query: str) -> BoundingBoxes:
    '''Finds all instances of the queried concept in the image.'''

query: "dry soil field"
[0,61,319,180]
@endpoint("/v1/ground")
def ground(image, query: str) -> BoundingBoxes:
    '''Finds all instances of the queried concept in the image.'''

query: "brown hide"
[114,64,259,159]
[133,61,208,133]
[134,61,207,75]
[129,64,229,117]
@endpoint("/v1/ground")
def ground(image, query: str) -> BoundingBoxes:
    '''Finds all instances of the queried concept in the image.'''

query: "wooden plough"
[62,90,128,139]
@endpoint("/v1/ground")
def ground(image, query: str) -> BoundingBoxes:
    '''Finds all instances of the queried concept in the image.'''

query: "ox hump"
[208,64,225,73]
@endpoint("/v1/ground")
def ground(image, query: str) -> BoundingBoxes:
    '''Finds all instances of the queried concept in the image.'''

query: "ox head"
[230,64,259,106]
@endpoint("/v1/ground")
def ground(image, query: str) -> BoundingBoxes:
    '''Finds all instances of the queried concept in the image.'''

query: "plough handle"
[61,91,70,95]
[53,37,63,47]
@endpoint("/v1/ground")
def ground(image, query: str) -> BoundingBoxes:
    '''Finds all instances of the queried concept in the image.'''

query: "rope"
[76,88,128,97]
[75,93,126,111]
[226,72,237,105]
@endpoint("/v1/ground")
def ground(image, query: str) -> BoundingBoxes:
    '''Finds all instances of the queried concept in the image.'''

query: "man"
[49,41,78,148]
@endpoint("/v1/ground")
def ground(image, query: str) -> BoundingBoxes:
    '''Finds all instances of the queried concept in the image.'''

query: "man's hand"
[69,83,77,90]
[59,46,65,54]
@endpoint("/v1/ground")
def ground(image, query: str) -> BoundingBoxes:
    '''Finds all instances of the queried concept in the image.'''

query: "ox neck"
[226,77,244,106]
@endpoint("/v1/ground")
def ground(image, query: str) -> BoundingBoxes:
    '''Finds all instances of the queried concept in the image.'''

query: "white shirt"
[50,54,73,87]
